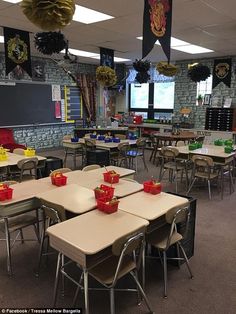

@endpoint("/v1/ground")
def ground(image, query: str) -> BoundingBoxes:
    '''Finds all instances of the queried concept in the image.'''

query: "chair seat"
[0,214,38,233]
[146,225,182,251]
[195,171,218,179]
[126,151,143,157]
[89,255,136,285]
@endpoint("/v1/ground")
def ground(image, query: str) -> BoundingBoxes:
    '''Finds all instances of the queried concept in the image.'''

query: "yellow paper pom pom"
[21,0,75,31]
[96,66,117,87]
[156,61,179,77]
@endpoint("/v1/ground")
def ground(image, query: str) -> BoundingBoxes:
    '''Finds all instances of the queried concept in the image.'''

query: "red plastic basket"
[94,184,114,200]
[97,197,119,214]
[103,172,120,184]
[51,175,67,186]
[0,187,13,201]
[143,181,162,195]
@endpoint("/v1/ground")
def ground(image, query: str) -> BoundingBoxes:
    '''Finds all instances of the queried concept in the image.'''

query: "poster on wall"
[32,60,45,81]
[52,84,61,101]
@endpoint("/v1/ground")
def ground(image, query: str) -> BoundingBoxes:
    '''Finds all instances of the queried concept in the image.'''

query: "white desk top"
[0,152,46,168]
[47,210,149,257]
[77,178,143,198]
[37,184,97,214]
[119,191,189,221]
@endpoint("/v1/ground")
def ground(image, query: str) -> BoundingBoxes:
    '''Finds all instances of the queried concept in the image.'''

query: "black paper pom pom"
[133,59,151,72]
[135,72,150,84]
[34,31,67,55]
[188,64,211,82]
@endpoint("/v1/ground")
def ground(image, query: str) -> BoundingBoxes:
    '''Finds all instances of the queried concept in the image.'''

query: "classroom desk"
[63,139,137,150]
[0,152,46,168]
[37,184,97,214]
[47,210,149,314]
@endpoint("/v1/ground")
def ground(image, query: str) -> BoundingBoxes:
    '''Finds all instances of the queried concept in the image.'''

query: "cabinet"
[205,108,236,131]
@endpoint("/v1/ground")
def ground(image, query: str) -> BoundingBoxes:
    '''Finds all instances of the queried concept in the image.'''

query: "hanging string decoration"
[188,63,211,82]
[34,32,67,55]
[21,0,75,31]
[133,59,151,83]
[96,66,117,87]
[156,61,179,77]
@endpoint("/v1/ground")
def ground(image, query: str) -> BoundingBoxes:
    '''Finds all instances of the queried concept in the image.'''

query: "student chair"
[82,164,101,172]
[54,228,154,314]
[146,206,193,298]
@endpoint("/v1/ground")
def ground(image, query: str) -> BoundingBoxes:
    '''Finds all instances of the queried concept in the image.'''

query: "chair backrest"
[13,148,25,155]
[195,136,205,143]
[115,134,126,140]
[82,164,101,172]
[111,227,146,285]
[0,180,18,186]
[40,198,66,223]
[49,168,72,176]
[84,138,96,150]
[161,146,179,158]
[63,134,72,140]
[192,155,214,167]
[176,140,185,147]
[17,158,38,182]
[136,138,146,148]
[165,206,190,249]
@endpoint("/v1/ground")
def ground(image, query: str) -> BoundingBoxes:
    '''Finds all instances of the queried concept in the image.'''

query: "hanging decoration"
[156,61,178,77]
[3,27,32,77]
[212,58,231,89]
[96,66,117,87]
[34,32,67,55]
[100,47,114,69]
[21,0,75,31]
[188,63,211,82]
[142,0,173,62]
[133,59,151,83]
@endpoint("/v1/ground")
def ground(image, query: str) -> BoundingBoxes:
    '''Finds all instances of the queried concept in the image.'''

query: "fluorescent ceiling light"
[0,36,4,43]
[91,56,131,62]
[73,5,114,24]
[2,0,21,3]
[61,48,99,58]
[137,36,214,54]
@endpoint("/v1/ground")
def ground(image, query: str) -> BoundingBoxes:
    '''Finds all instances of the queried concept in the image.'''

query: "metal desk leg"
[4,218,12,276]
[221,166,224,200]
[73,150,77,170]
[142,242,146,289]
[83,268,90,314]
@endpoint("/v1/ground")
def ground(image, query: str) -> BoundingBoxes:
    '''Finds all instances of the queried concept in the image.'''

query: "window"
[130,83,149,109]
[196,75,212,104]
[154,82,175,109]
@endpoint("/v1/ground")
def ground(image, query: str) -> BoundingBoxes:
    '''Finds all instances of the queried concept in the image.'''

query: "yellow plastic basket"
[24,148,36,157]
[0,153,8,161]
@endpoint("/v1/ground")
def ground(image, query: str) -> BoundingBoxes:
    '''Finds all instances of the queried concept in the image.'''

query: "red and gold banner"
[142,0,172,62]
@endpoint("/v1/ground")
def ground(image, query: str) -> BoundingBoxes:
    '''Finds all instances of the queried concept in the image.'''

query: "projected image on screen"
[154,82,175,109]
[130,83,149,109]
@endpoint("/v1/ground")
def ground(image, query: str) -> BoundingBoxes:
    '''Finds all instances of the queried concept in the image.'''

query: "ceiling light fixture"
[73,5,114,24]
[91,56,131,62]
[137,36,214,54]
[2,0,22,3]
[0,35,4,43]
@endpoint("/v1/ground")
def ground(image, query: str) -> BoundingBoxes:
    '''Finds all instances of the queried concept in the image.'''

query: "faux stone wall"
[173,57,236,129]
[0,53,97,149]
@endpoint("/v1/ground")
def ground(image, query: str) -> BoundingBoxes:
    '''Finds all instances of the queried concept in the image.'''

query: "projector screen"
[154,82,175,109]
[130,83,149,109]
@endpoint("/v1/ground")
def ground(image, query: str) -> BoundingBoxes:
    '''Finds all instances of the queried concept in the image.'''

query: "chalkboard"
[0,82,80,126]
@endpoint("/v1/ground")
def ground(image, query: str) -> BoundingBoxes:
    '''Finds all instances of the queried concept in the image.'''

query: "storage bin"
[51,174,67,186]
[0,187,13,201]
[97,135,105,141]
[112,138,120,143]
[103,171,120,184]
[104,138,112,143]
[94,184,114,200]
[143,181,162,195]
[24,148,36,156]
[224,146,233,153]
[97,197,119,214]
[71,137,79,142]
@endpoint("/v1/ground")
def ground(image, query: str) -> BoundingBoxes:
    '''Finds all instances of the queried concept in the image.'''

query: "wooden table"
[0,152,46,168]
[47,210,149,314]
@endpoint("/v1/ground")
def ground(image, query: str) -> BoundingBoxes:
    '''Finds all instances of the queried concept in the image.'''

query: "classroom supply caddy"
[24,148,36,156]
[103,171,120,183]
[0,184,13,201]
[94,184,114,200]
[143,180,162,195]
[0,147,8,161]
[97,197,119,214]
[51,173,67,186]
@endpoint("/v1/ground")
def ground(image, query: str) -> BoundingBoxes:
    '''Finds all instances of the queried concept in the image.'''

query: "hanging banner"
[212,58,231,89]
[3,27,32,77]
[100,47,114,69]
[142,0,172,62]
